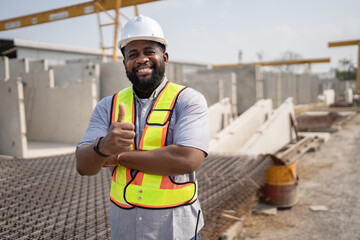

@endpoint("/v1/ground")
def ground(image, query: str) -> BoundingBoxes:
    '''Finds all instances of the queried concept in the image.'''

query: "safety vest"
[109,82,198,209]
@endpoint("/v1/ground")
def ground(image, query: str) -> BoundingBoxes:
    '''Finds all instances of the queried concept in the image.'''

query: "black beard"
[126,61,166,93]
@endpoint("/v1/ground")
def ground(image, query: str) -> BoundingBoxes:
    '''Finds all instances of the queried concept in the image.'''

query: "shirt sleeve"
[172,87,210,155]
[77,96,113,147]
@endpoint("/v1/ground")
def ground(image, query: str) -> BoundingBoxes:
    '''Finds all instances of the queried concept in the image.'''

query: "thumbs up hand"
[99,103,135,156]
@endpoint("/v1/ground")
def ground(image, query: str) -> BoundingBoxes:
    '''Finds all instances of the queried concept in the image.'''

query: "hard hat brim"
[119,36,168,49]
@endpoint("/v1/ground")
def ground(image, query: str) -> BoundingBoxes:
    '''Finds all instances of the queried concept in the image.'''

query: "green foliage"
[333,58,357,81]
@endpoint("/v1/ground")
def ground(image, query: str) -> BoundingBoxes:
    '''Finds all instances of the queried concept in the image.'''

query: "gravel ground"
[241,111,360,240]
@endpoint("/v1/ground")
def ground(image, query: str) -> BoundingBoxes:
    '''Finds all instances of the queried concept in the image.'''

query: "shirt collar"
[133,77,168,100]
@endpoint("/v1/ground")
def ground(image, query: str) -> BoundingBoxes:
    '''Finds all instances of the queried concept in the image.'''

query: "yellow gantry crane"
[0,0,159,61]
[212,58,331,72]
[328,40,360,92]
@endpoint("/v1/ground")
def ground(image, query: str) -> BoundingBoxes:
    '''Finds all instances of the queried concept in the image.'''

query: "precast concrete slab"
[209,65,258,114]
[29,59,48,72]
[0,78,27,157]
[238,98,297,156]
[0,56,9,81]
[208,98,234,139]
[9,58,29,80]
[209,99,273,154]
[183,71,237,109]
[99,61,130,98]
[51,62,100,100]
[21,70,97,144]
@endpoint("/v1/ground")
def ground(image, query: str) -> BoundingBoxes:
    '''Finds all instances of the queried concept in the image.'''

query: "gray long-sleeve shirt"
[78,79,210,239]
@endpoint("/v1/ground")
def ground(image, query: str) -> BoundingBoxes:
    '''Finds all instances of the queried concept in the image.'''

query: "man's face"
[123,40,168,95]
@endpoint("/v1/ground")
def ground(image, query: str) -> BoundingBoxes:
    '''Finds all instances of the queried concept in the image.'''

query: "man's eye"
[128,53,138,59]
[145,51,155,55]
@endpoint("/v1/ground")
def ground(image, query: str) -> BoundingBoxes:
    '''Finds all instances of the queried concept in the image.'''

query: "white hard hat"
[118,15,168,49]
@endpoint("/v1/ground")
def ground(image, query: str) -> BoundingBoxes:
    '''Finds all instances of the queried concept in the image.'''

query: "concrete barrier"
[208,98,233,139]
[209,99,272,154]
[0,56,9,81]
[238,98,297,155]
[99,61,130,98]
[0,78,27,157]
[21,69,97,144]
[9,58,29,80]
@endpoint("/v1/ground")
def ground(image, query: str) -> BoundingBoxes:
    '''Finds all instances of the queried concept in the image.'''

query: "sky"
[0,0,359,73]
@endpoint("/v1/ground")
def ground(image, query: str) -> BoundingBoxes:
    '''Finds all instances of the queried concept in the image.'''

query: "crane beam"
[328,39,360,92]
[212,58,330,69]
[0,0,158,31]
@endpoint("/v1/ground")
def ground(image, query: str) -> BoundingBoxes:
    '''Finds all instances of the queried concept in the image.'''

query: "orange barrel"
[262,162,298,208]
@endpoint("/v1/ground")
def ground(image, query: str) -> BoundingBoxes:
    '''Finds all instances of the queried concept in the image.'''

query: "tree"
[332,58,357,81]
[276,50,304,73]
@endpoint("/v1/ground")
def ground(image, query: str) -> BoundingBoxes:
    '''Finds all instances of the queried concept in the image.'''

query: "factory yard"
[241,111,360,240]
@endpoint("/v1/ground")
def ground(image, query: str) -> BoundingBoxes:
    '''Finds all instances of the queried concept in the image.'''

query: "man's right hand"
[99,103,135,156]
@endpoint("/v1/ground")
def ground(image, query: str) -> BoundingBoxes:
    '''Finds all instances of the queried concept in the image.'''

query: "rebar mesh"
[0,153,272,239]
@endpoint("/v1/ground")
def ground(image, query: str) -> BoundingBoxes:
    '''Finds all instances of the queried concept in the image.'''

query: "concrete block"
[166,60,208,84]
[210,65,257,114]
[209,99,272,154]
[51,62,100,100]
[99,61,131,98]
[21,70,97,144]
[323,89,335,106]
[238,98,297,155]
[0,56,9,81]
[184,71,237,110]
[29,59,48,72]
[0,78,27,157]
[208,98,233,139]
[345,88,353,103]
[9,58,29,80]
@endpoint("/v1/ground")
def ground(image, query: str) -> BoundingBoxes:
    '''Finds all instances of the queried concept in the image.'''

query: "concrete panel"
[204,65,258,114]
[209,99,273,154]
[21,70,97,144]
[51,62,100,100]
[166,61,208,84]
[208,98,233,139]
[323,89,335,106]
[297,74,315,104]
[281,72,297,104]
[238,98,296,156]
[0,78,27,157]
[99,61,130,98]
[29,59,48,72]
[263,72,281,107]
[184,71,237,109]
[0,56,9,81]
[9,58,29,79]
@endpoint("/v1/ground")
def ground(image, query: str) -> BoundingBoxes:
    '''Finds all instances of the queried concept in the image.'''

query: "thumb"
[117,103,126,123]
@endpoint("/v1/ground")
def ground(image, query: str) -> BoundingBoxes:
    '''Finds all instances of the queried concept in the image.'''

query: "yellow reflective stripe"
[114,86,133,124]
[153,83,185,110]
[110,166,133,208]
[140,125,167,150]
[113,86,134,151]
[147,110,170,125]
[125,178,196,208]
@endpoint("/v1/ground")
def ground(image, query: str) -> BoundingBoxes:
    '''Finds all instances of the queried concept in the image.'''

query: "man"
[76,15,209,240]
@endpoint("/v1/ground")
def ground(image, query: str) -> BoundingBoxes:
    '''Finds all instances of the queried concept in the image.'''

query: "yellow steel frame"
[0,0,158,61]
[212,58,330,69]
[328,40,360,92]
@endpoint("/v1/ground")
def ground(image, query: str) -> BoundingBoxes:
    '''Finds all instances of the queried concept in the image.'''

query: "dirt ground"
[241,111,360,240]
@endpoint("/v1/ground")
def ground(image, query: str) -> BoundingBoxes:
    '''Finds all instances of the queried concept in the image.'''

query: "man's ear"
[163,52,169,66]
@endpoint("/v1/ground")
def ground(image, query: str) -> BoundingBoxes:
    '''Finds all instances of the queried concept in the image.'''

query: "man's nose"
[136,52,149,63]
